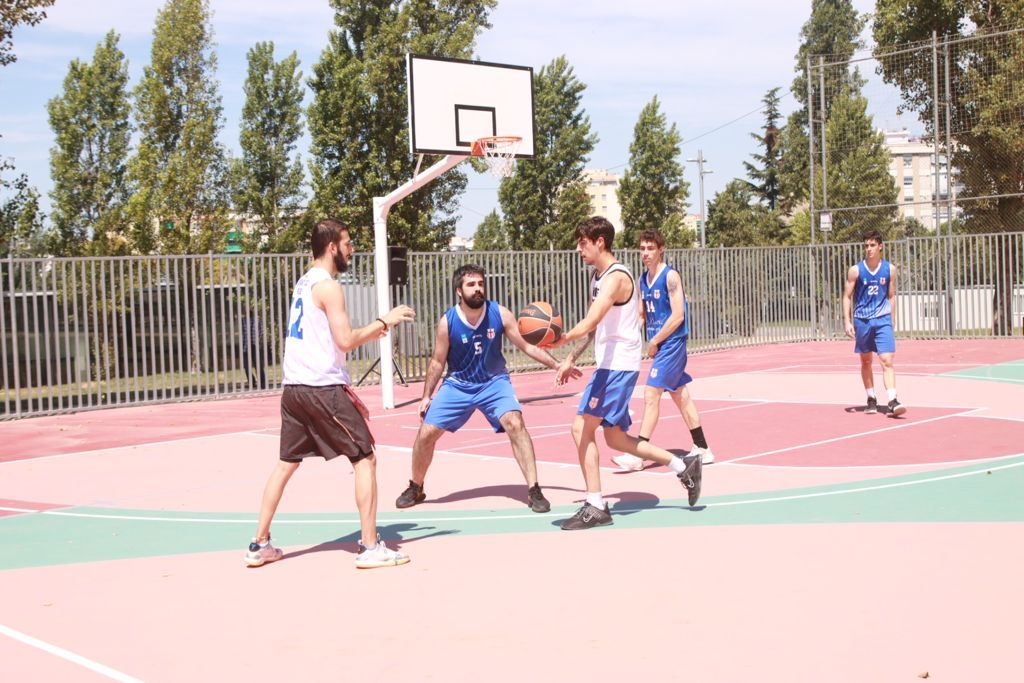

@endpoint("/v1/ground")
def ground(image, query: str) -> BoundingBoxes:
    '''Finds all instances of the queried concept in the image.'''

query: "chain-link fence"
[808,27,1024,242]
[4,234,1022,419]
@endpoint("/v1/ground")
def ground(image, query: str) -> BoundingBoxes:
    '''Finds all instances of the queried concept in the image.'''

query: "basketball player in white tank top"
[246,219,417,569]
[552,216,702,530]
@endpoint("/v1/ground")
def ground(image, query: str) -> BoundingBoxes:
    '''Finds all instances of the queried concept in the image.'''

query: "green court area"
[4,455,1023,572]
[943,360,1024,385]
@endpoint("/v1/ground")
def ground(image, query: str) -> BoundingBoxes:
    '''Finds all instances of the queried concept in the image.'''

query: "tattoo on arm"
[568,331,595,363]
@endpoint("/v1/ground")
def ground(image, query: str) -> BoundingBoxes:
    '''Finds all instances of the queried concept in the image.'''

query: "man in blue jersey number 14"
[843,230,907,418]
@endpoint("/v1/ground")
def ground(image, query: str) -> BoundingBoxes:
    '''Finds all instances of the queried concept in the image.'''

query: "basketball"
[517,301,563,347]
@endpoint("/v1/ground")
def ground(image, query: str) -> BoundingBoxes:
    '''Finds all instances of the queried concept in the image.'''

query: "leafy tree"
[47,31,132,256]
[232,41,306,253]
[307,0,495,251]
[498,56,598,250]
[779,0,866,210]
[874,0,1024,334]
[821,91,899,243]
[744,87,783,210]
[617,96,691,247]
[705,179,771,247]
[0,0,54,67]
[472,209,509,250]
[127,0,229,254]
[1,173,46,256]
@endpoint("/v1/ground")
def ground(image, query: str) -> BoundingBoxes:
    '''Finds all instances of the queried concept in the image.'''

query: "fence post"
[807,56,816,245]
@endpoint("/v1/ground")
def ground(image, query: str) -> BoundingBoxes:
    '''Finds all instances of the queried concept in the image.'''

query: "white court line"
[725,449,1024,470]
[0,429,278,466]
[0,623,142,683]
[946,373,1024,384]
[725,408,983,464]
[7,457,1020,525]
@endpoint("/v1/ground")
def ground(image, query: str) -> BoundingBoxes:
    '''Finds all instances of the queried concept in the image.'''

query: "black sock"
[690,427,708,449]
[638,436,649,443]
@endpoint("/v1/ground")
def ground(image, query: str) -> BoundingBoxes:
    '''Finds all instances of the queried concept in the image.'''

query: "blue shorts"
[424,375,522,433]
[854,315,895,354]
[577,369,639,431]
[647,338,692,392]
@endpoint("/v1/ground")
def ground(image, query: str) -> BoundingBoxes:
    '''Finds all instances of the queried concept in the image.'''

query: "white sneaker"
[245,537,284,567]
[355,535,410,569]
[689,446,715,465]
[612,453,645,472]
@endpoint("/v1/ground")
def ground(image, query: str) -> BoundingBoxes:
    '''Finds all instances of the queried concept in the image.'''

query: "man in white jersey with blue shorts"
[843,229,906,417]
[553,216,702,530]
[395,264,580,513]
[612,228,716,472]
[245,219,417,569]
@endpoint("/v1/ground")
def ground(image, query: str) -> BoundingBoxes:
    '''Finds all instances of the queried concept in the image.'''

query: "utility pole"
[686,149,712,247]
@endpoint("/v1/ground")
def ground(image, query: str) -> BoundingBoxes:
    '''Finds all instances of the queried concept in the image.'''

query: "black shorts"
[279,384,375,463]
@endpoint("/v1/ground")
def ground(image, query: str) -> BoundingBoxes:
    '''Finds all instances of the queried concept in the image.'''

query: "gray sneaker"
[677,454,702,507]
[887,399,907,418]
[355,535,410,569]
[527,483,551,513]
[244,537,283,567]
[560,503,613,530]
[396,480,425,508]
[865,397,878,414]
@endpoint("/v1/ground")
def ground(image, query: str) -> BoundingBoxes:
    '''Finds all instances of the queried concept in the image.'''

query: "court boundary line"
[725,408,983,464]
[0,623,142,683]
[3,456,1020,526]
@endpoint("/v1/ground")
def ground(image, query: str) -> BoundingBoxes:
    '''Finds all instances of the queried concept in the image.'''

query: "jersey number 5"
[287,298,304,340]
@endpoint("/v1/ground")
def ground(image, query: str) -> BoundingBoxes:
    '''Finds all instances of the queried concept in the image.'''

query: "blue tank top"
[853,259,892,319]
[641,264,688,343]
[444,301,508,386]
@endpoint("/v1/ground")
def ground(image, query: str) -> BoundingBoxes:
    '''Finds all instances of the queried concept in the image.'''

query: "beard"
[463,291,485,309]
[333,250,349,273]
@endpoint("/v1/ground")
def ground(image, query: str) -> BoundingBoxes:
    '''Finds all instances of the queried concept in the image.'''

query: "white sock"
[887,390,898,402]
[585,492,605,509]
[866,388,876,399]
[668,456,687,474]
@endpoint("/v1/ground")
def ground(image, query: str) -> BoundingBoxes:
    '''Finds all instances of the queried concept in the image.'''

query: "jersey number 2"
[287,298,304,340]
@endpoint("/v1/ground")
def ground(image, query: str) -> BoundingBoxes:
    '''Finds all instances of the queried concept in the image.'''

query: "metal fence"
[3,232,1022,419]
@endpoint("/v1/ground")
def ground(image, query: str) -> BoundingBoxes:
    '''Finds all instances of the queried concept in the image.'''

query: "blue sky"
[2,0,881,238]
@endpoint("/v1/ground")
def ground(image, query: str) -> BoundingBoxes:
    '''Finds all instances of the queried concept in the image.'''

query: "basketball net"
[471,136,522,178]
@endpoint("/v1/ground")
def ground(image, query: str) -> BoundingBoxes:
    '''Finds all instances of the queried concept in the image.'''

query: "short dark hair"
[452,263,486,296]
[311,218,350,258]
[638,228,665,248]
[575,216,615,252]
[863,230,884,245]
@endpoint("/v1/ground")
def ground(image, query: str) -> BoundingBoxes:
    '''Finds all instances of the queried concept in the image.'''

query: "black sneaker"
[395,480,425,508]
[865,397,878,414]
[887,399,907,418]
[677,454,702,507]
[527,483,551,513]
[560,503,613,530]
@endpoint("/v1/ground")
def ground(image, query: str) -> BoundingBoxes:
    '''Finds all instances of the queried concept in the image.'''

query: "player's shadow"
[546,490,705,528]
[281,522,456,561]
[426,483,547,507]
[843,405,903,417]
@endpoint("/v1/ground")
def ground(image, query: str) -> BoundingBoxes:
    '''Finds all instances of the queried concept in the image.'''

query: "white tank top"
[591,263,642,370]
[282,267,350,386]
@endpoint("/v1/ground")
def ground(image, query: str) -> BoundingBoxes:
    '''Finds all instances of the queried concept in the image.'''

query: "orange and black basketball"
[517,301,563,347]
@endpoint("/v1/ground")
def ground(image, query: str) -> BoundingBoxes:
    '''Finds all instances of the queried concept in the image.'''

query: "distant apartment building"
[883,129,961,229]
[582,169,624,232]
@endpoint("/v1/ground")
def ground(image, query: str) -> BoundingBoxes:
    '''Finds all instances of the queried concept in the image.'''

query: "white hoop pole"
[373,153,468,409]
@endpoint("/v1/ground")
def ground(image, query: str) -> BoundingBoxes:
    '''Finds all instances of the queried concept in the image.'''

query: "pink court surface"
[2,339,1023,681]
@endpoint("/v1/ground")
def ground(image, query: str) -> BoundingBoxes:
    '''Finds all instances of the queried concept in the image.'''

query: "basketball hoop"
[471,136,522,178]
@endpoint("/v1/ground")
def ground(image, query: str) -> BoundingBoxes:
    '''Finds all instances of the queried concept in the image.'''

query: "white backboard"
[406,54,535,158]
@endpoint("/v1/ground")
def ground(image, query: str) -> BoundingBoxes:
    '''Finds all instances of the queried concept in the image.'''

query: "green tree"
[744,87,783,210]
[498,56,598,251]
[472,209,509,250]
[1,0,54,67]
[307,0,495,251]
[1,173,46,256]
[705,179,771,247]
[127,0,229,254]
[874,0,1024,334]
[617,95,690,247]
[232,41,306,253]
[779,0,866,210]
[47,31,132,256]
[821,91,899,243]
